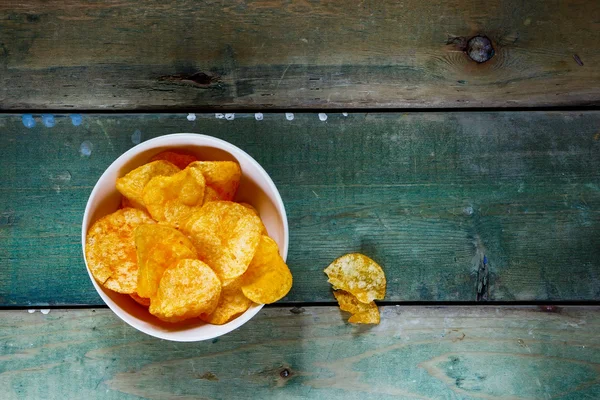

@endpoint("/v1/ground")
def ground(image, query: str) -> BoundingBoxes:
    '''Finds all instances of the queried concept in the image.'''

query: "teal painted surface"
[1,1,599,110]
[0,113,599,305]
[0,307,599,399]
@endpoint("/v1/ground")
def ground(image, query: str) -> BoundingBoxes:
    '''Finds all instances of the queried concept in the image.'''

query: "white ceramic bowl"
[82,133,288,342]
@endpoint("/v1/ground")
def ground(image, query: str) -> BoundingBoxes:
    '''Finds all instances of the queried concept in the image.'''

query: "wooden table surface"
[1,1,599,399]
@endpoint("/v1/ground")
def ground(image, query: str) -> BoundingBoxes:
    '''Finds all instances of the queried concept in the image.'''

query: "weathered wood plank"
[0,113,599,306]
[0,1,599,110]
[1,307,600,399]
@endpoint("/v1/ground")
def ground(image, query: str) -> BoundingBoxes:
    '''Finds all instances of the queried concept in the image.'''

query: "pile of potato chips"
[86,151,293,324]
[324,253,386,324]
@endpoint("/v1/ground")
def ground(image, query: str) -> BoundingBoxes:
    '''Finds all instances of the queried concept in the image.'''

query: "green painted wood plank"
[0,112,599,306]
[1,307,600,399]
[1,1,599,110]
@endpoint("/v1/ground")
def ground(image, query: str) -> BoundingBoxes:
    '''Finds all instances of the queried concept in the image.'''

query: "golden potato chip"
[189,161,241,201]
[202,186,221,204]
[239,203,268,234]
[142,167,206,227]
[120,196,136,209]
[200,278,253,325]
[149,151,198,169]
[240,235,292,304]
[85,208,154,294]
[135,224,198,298]
[333,290,380,324]
[149,259,221,322]
[130,292,151,307]
[116,160,180,209]
[182,201,263,280]
[324,253,386,304]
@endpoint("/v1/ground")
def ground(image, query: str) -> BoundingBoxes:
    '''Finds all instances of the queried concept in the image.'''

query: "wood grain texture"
[0,0,599,110]
[0,112,599,306]
[1,307,600,399]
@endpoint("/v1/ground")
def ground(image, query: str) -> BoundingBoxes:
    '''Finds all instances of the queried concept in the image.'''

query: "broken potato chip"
[135,224,198,299]
[189,161,241,201]
[149,259,221,323]
[149,151,198,170]
[324,253,386,304]
[116,160,180,209]
[334,290,380,324]
[142,167,206,227]
[241,235,292,304]
[85,208,155,294]
[183,201,263,280]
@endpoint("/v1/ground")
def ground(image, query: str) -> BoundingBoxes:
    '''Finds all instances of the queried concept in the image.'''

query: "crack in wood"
[476,255,489,301]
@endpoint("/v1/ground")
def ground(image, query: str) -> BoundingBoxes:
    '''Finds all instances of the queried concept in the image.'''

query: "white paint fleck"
[80,141,93,157]
[285,112,294,121]
[22,114,36,128]
[41,114,56,128]
[27,309,35,314]
[131,129,142,145]
[215,113,225,119]
[255,112,264,121]
[225,113,235,121]
[70,114,83,126]
[318,113,328,122]
[40,309,50,315]
[187,113,196,121]
[342,112,348,117]
[50,171,72,182]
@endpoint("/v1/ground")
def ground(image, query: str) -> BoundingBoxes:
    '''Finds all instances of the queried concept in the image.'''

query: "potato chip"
[130,292,151,307]
[239,203,268,234]
[324,253,386,303]
[120,196,136,209]
[202,186,222,204]
[182,201,263,280]
[200,278,253,325]
[189,161,241,201]
[142,167,206,227]
[240,235,292,304]
[85,208,154,294]
[135,224,198,298]
[116,160,180,209]
[149,259,221,322]
[333,290,380,324]
[149,151,198,169]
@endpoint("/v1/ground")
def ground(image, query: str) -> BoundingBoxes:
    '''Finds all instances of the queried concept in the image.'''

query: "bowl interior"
[82,134,288,342]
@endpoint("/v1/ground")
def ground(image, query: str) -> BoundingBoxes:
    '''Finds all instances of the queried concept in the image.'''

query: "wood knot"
[158,71,219,87]
[279,368,291,378]
[467,35,495,63]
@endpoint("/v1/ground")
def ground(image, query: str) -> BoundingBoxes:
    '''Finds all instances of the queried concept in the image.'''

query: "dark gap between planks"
[3,300,600,311]
[2,105,600,115]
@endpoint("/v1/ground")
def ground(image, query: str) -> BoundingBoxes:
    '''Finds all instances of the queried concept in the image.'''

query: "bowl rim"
[81,133,289,342]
